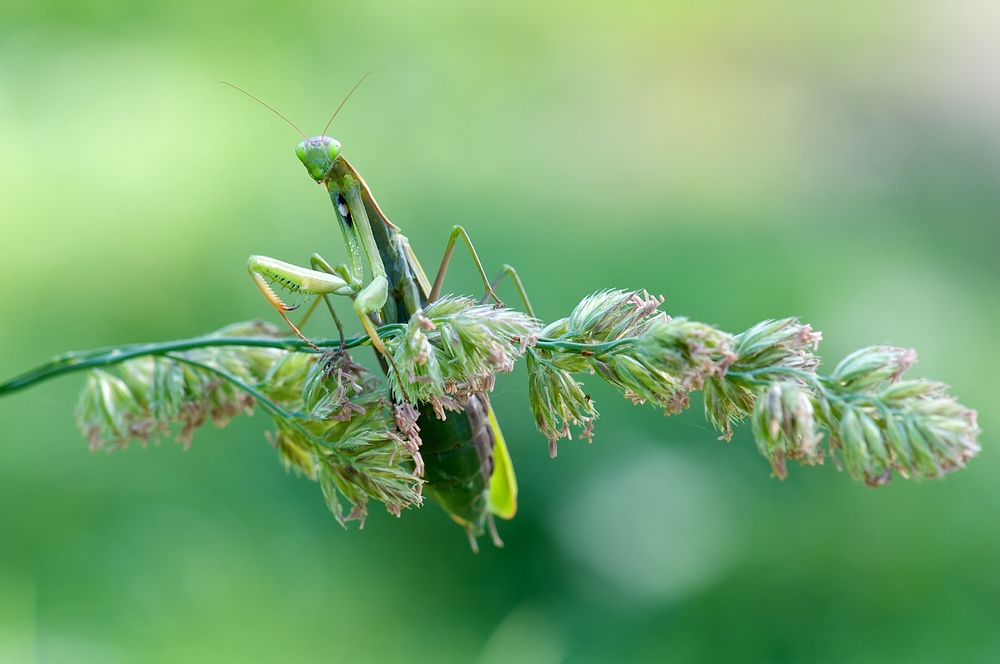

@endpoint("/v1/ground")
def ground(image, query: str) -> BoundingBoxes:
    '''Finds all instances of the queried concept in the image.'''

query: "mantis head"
[296,136,342,182]
[220,75,366,182]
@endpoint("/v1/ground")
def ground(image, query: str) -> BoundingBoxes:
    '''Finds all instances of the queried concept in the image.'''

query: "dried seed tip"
[346,504,368,529]
[864,470,893,487]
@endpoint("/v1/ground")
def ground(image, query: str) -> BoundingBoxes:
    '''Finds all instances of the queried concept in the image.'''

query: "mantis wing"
[486,402,518,520]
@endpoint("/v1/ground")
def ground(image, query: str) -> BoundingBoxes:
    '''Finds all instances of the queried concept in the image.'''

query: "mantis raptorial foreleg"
[328,185,393,356]
[247,253,392,355]
[481,264,536,318]
[271,254,352,348]
[248,255,354,349]
[429,226,504,306]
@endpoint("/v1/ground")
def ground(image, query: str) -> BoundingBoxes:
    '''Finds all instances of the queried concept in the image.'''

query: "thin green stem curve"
[0,329,639,398]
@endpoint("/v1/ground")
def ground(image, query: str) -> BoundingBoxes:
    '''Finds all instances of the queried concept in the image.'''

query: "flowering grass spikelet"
[816,350,980,485]
[751,380,823,478]
[73,321,424,526]
[704,318,821,440]
[527,290,737,447]
[827,345,918,391]
[1,284,982,541]
[384,296,540,412]
[526,351,598,457]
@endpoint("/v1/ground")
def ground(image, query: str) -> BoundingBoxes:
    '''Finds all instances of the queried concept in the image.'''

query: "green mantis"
[233,82,529,550]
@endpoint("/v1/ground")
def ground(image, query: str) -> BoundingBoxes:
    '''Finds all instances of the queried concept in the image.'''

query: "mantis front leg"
[247,253,392,356]
[248,255,353,349]
[336,185,392,356]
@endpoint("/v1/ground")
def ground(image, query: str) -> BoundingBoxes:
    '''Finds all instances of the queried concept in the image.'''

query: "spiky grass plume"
[383,296,540,416]
[817,347,979,484]
[527,290,735,455]
[74,322,422,524]
[526,352,598,457]
[524,291,979,485]
[739,346,979,482]
[76,320,283,450]
[1,285,981,535]
[704,318,822,440]
[751,380,823,477]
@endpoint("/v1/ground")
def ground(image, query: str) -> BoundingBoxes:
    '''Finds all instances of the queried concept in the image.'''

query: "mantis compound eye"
[294,141,307,163]
[326,138,342,161]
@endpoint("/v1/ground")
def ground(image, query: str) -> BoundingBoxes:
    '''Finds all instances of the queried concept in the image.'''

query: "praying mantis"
[0,82,981,555]
[229,81,530,551]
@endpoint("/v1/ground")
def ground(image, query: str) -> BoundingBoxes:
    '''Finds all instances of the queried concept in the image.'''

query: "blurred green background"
[1,0,998,661]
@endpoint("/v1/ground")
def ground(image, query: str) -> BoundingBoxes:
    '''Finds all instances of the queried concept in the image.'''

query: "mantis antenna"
[219,81,308,140]
[322,71,373,137]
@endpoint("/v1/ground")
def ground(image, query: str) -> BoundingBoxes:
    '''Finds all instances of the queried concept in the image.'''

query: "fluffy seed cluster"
[819,346,979,485]
[733,342,979,484]
[703,318,822,440]
[383,296,540,416]
[76,322,283,451]
[751,379,823,477]
[525,294,979,487]
[75,322,423,525]
[58,284,983,527]
[527,353,598,458]
[527,290,736,455]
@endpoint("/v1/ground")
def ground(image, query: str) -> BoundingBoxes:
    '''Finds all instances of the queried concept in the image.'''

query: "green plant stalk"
[0,332,632,398]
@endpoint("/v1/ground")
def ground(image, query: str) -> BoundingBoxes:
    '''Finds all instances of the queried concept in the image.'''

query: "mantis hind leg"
[428,225,504,306]
[464,524,480,554]
[461,517,503,553]
[481,264,535,318]
[487,513,504,548]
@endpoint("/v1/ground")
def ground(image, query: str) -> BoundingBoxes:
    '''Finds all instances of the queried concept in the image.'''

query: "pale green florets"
[383,296,541,416]
[61,286,984,526]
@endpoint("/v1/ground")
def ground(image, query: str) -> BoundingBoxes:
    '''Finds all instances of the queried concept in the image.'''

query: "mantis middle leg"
[429,226,504,306]
[480,264,535,318]
[307,254,350,349]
